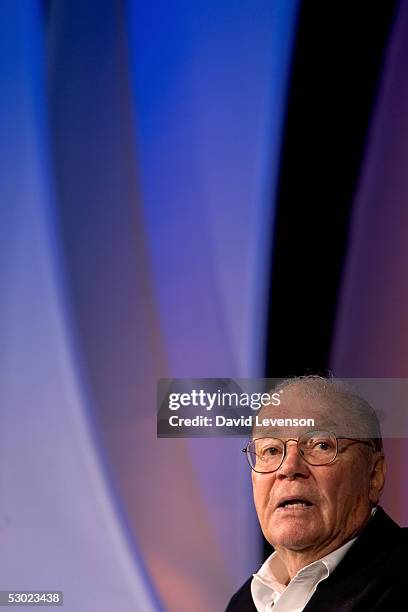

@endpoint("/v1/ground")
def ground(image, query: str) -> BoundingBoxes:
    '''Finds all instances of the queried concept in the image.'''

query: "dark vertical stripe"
[263,0,399,559]
[265,0,398,379]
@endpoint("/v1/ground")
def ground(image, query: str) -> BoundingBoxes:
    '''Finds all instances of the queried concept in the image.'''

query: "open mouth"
[277,498,313,510]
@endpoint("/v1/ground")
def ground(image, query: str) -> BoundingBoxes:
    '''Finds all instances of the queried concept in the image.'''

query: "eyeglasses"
[242,430,374,473]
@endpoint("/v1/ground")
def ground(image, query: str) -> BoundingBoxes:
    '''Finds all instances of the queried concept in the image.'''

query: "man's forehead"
[253,423,339,440]
[252,385,373,439]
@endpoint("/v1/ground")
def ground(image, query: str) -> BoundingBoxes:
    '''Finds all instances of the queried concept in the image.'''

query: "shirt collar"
[253,506,378,591]
[253,534,357,592]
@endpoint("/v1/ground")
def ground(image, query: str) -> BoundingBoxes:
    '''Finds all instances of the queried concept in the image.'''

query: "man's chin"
[268,518,320,550]
[273,532,317,550]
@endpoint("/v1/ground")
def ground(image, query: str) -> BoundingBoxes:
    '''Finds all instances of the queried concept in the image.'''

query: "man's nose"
[277,441,310,480]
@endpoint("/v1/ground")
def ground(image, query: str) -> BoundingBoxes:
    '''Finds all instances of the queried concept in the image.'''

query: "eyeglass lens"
[247,430,337,472]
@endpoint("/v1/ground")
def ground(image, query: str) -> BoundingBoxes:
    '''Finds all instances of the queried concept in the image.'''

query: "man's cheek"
[253,488,268,513]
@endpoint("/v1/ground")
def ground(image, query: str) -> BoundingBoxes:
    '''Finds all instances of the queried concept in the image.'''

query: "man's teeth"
[281,501,310,508]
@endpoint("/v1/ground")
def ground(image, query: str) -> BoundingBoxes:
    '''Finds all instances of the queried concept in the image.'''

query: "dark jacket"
[226,507,407,611]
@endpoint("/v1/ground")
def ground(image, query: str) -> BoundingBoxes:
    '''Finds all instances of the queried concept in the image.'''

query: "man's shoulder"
[303,507,407,611]
[225,576,256,612]
[225,507,407,612]
[331,506,407,576]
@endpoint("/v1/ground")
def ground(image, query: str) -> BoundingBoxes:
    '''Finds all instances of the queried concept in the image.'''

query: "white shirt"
[251,538,356,612]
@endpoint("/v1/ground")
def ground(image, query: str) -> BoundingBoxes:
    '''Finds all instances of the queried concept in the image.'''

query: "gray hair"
[271,375,383,452]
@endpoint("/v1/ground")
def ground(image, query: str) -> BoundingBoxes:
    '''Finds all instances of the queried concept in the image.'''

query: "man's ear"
[369,453,386,505]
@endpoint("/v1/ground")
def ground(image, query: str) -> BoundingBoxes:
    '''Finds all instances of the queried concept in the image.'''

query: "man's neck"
[274,508,376,580]
[275,532,360,580]
[274,545,335,581]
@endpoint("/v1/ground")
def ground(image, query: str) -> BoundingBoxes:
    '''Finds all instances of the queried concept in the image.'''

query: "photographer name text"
[167,415,315,427]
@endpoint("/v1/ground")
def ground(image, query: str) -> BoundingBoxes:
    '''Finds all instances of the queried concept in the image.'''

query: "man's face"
[252,385,385,558]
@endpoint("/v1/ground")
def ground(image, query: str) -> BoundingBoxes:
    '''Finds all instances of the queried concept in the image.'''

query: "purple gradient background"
[332,0,408,525]
[1,1,298,611]
[2,0,408,610]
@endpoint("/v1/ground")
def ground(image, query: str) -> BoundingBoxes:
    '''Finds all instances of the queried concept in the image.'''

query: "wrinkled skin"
[252,384,386,578]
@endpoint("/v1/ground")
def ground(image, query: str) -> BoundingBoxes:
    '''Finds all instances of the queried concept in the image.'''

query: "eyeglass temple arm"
[242,448,266,463]
[337,437,375,449]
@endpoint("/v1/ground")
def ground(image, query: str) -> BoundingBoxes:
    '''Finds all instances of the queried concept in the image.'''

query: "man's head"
[250,376,386,569]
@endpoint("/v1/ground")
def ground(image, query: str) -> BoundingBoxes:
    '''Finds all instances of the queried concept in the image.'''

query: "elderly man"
[226,376,407,611]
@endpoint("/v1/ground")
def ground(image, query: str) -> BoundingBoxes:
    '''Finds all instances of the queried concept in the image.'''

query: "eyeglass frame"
[242,430,376,474]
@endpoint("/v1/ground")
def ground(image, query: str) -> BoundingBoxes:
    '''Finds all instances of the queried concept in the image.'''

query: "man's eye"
[315,441,330,451]
[264,446,280,456]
